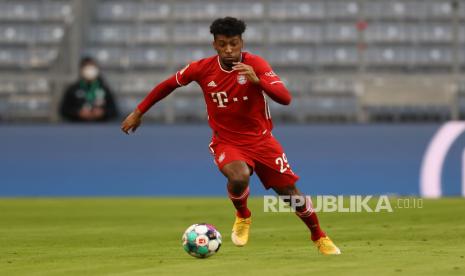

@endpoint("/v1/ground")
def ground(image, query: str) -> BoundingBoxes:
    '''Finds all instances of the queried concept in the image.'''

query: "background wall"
[1,124,463,197]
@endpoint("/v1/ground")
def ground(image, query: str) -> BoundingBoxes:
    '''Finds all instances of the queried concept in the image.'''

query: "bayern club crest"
[237,74,247,85]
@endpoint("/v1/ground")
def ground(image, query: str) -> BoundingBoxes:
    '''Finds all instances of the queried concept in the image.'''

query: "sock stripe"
[296,196,314,217]
[228,186,250,200]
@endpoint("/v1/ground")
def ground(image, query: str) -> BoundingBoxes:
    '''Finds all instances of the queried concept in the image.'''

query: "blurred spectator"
[60,57,118,122]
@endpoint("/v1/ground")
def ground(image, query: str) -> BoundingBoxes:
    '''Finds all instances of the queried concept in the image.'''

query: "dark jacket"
[60,77,118,122]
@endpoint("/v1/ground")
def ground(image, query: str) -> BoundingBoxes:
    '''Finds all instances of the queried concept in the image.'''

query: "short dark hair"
[210,17,246,38]
[79,56,98,68]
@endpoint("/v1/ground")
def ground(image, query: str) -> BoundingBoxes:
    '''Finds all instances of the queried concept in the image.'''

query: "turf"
[0,197,464,275]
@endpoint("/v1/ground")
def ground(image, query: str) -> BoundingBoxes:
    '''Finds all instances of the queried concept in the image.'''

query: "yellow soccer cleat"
[313,236,341,255]
[231,216,251,247]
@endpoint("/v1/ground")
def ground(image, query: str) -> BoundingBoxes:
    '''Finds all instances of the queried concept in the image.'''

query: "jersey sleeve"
[253,56,283,85]
[252,56,291,105]
[175,61,199,86]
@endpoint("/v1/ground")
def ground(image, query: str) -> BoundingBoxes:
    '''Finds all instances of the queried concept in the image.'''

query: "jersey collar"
[217,53,243,73]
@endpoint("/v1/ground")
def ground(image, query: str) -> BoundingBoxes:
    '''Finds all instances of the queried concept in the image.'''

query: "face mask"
[82,65,99,81]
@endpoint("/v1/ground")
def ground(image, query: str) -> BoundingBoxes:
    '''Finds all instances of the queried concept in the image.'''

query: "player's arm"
[232,60,291,105]
[120,75,179,134]
[121,63,198,134]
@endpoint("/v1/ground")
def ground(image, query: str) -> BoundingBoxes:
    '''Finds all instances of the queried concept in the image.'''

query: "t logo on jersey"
[211,92,228,108]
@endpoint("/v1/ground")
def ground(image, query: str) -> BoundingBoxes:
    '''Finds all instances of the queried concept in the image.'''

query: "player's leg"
[272,184,341,255]
[220,160,252,219]
[220,161,252,246]
[271,184,325,241]
[252,136,340,254]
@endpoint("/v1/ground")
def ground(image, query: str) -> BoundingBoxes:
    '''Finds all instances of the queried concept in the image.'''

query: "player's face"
[213,35,243,68]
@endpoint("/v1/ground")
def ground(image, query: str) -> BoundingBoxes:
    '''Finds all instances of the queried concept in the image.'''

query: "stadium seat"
[296,95,358,120]
[278,74,311,95]
[173,2,264,20]
[138,2,171,21]
[458,25,465,43]
[418,23,452,43]
[316,46,358,67]
[172,47,217,66]
[0,80,19,93]
[0,25,64,44]
[89,25,133,44]
[459,1,465,19]
[324,23,358,43]
[97,1,171,21]
[365,46,414,67]
[41,1,73,22]
[96,2,136,21]
[0,2,40,21]
[24,78,50,93]
[413,46,453,67]
[0,48,58,69]
[173,95,207,122]
[365,22,411,43]
[268,23,323,44]
[363,0,426,19]
[311,77,357,95]
[268,98,301,121]
[269,1,325,20]
[426,1,453,19]
[135,25,169,44]
[112,75,165,94]
[326,1,359,19]
[127,48,169,68]
[7,95,51,115]
[0,1,72,22]
[267,46,314,68]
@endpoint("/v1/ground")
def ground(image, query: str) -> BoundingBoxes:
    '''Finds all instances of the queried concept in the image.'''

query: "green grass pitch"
[1,197,464,275]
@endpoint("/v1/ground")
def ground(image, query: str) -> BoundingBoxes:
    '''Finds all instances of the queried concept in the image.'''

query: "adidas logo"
[208,81,217,87]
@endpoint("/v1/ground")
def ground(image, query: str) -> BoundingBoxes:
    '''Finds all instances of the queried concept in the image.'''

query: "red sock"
[295,196,326,241]
[228,186,251,218]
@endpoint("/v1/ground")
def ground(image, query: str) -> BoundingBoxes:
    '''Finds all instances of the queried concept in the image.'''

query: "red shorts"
[208,134,300,190]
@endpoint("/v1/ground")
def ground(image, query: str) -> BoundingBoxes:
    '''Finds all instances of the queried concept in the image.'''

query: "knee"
[227,170,249,191]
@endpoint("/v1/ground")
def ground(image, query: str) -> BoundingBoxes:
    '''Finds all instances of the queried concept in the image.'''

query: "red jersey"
[138,52,291,145]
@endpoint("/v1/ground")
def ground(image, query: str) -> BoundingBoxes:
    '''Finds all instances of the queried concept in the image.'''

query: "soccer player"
[121,17,340,255]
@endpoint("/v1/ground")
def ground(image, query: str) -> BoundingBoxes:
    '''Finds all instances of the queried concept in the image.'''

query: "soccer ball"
[182,223,222,258]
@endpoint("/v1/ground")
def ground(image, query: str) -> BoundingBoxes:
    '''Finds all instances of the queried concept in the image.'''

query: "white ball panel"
[194,224,208,235]
[208,240,219,251]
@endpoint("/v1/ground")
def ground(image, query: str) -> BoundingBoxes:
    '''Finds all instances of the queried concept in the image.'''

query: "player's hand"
[232,62,260,84]
[92,107,105,119]
[121,109,142,134]
[79,107,94,121]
